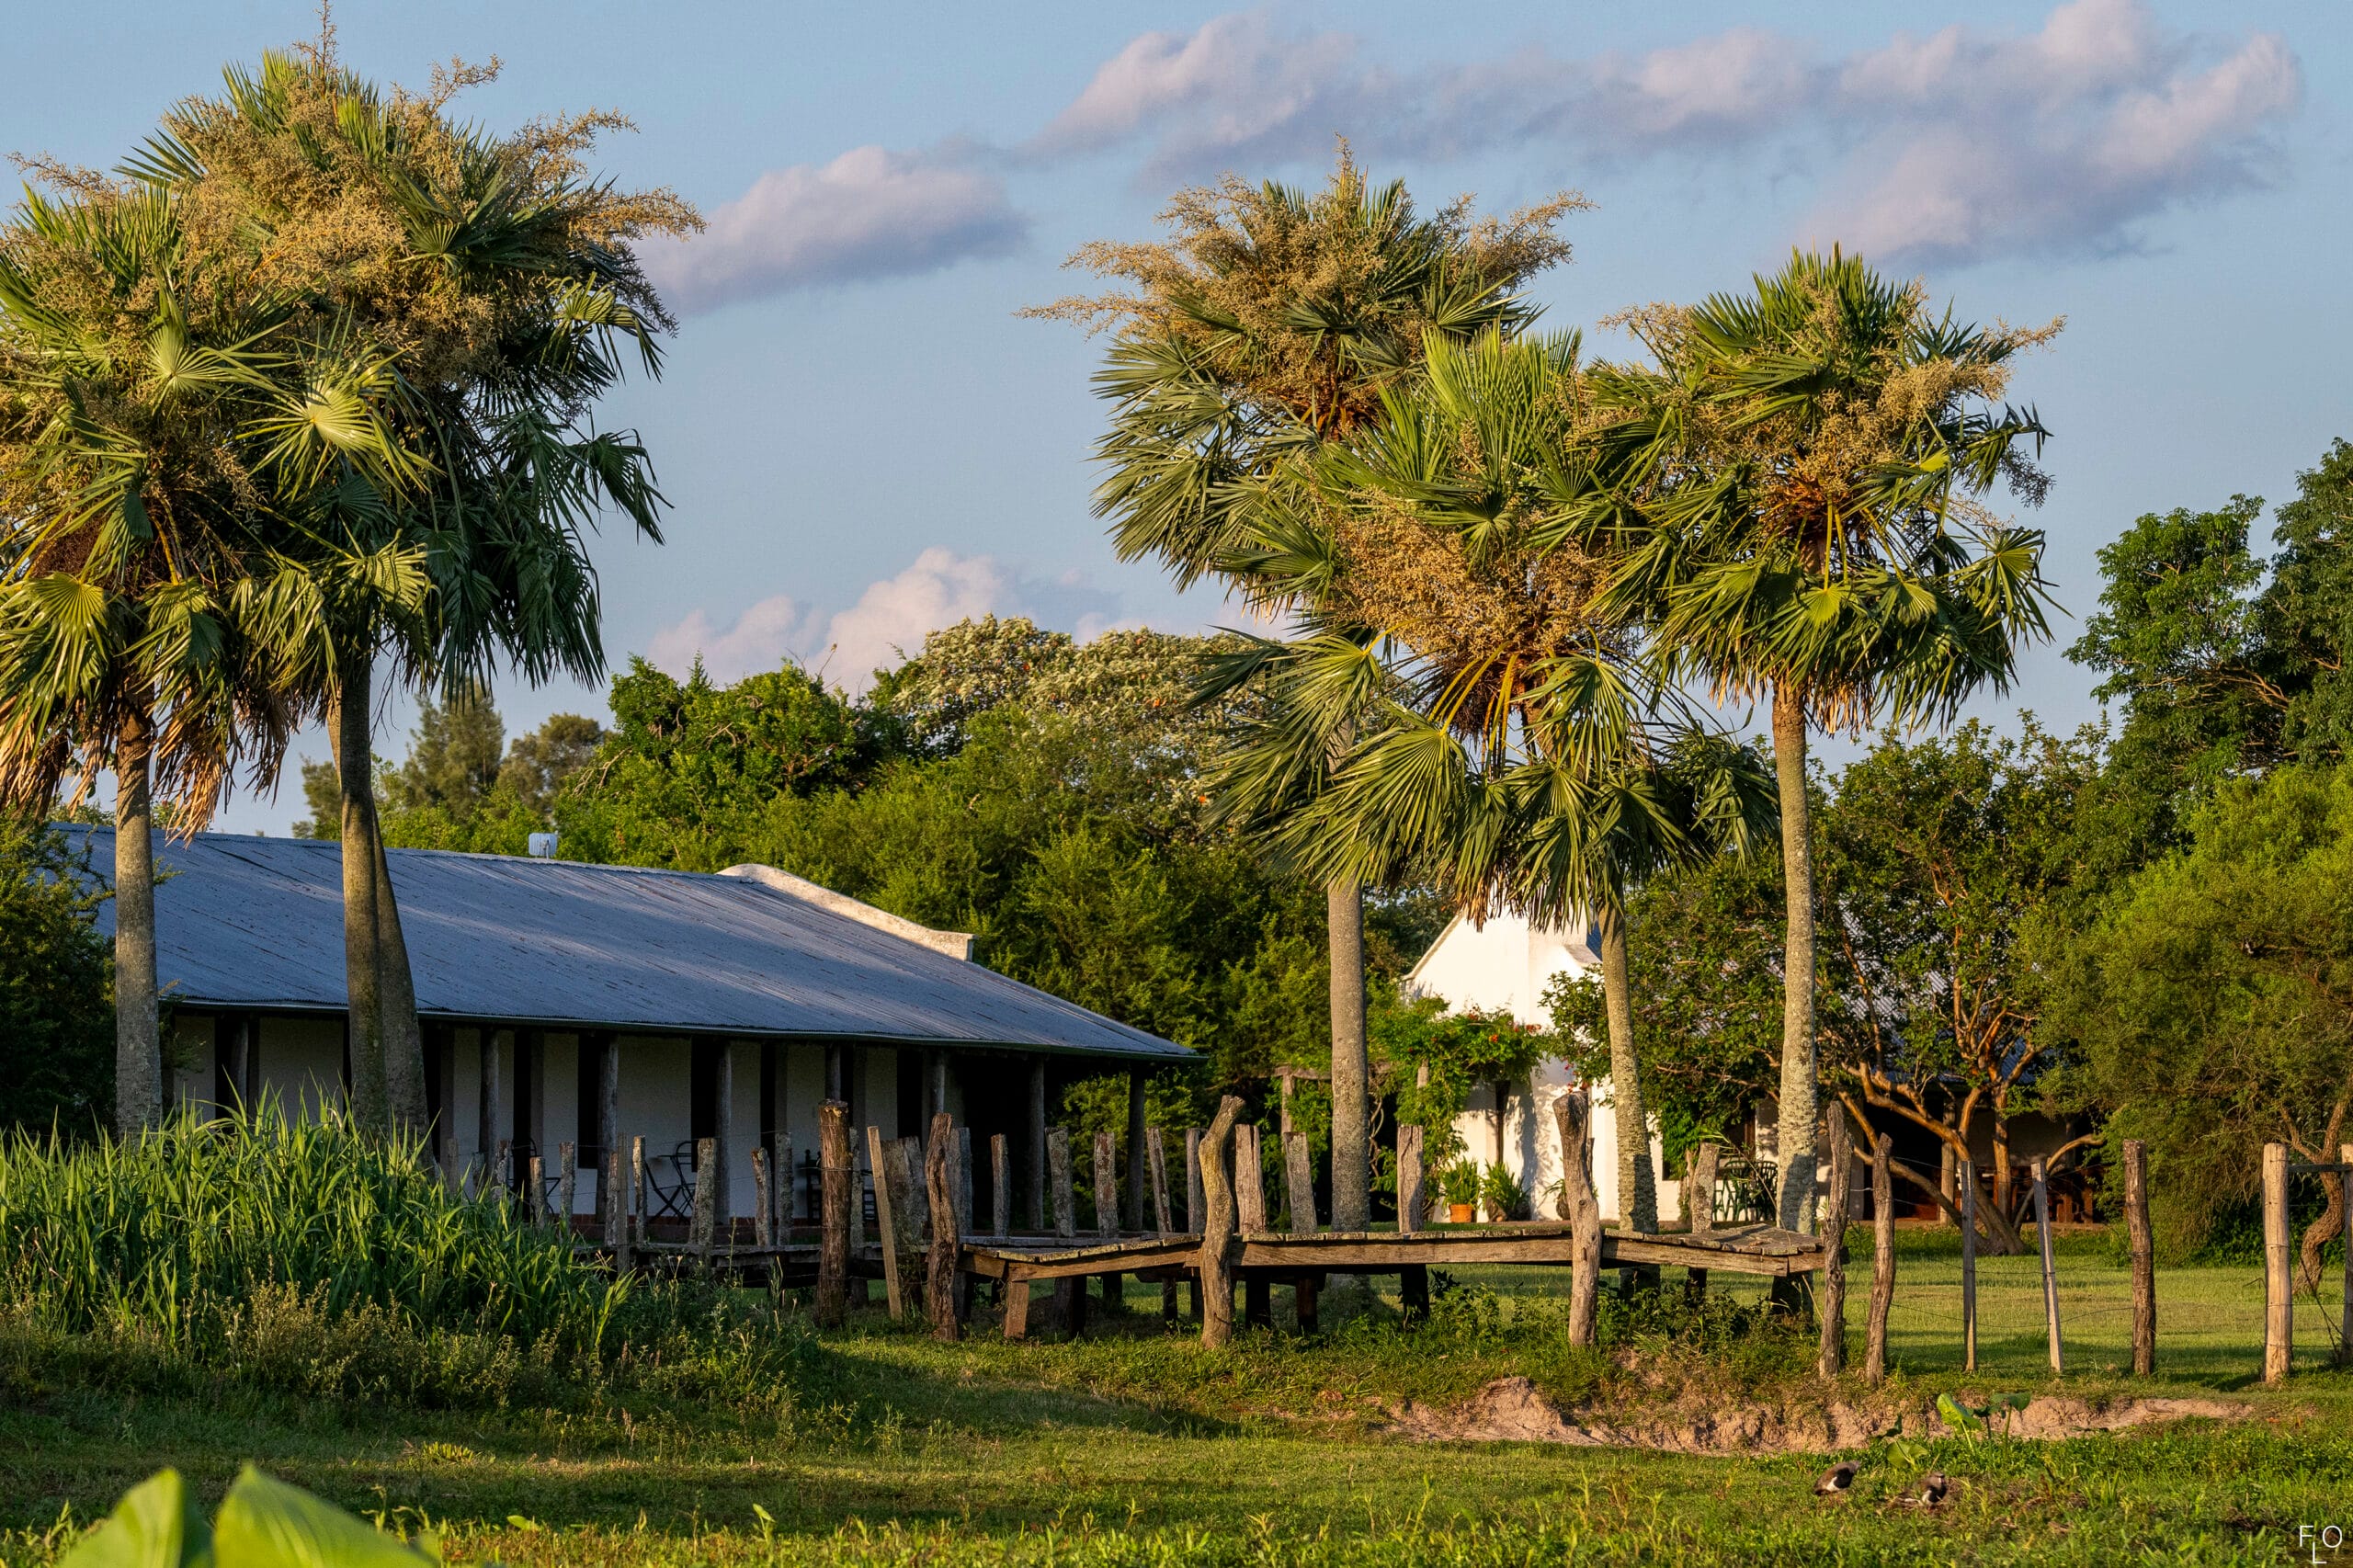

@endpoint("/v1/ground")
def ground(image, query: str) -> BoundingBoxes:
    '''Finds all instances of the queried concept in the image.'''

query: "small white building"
[1403,910,1677,1226]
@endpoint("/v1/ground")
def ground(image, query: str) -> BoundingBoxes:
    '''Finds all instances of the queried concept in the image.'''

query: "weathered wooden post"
[956,1126,974,1238]
[752,1145,774,1249]
[925,1112,961,1341]
[1961,1158,1979,1372]
[1398,1122,1427,1321]
[493,1138,512,1204]
[1867,1131,1894,1385]
[866,1127,905,1317]
[526,1153,546,1223]
[631,1136,649,1246]
[900,1135,928,1242]
[1197,1096,1244,1348]
[1047,1127,1082,1335]
[1125,1068,1150,1232]
[691,1136,718,1260]
[2340,1143,2352,1369]
[1818,1108,1851,1378]
[1554,1089,1601,1347]
[1282,1131,1318,1232]
[769,1133,791,1239]
[2124,1137,2155,1376]
[2263,1141,2291,1385]
[1687,1142,1718,1302]
[816,1101,851,1327]
[1184,1127,1205,1323]
[479,1031,504,1199]
[605,1142,630,1272]
[598,1034,621,1232]
[985,1132,1008,1239]
[1236,1124,1269,1328]
[556,1142,578,1236]
[1091,1128,1122,1314]
[1028,1057,1049,1231]
[2031,1155,2062,1375]
[1148,1126,1178,1321]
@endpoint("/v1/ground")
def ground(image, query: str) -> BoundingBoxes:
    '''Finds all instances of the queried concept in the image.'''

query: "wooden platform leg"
[1162,1279,1179,1324]
[1188,1278,1202,1324]
[1245,1275,1271,1328]
[1294,1274,1319,1334]
[1055,1278,1086,1337]
[1099,1272,1123,1315]
[1400,1264,1429,1322]
[1003,1276,1031,1341]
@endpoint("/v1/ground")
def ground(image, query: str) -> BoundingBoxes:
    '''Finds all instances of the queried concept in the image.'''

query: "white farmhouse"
[1404,910,1678,1225]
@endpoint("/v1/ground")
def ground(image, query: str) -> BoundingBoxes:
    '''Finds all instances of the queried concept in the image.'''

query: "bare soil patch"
[1386,1376,2253,1454]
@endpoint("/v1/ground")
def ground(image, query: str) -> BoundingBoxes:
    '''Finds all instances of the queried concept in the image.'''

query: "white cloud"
[1040,0,2300,265]
[639,145,1027,315]
[647,550,1125,695]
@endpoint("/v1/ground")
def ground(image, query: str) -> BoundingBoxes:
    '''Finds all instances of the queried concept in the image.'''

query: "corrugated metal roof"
[62,827,1187,1061]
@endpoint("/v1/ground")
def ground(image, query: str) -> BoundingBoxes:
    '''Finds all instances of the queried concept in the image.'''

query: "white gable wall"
[1404,912,1678,1226]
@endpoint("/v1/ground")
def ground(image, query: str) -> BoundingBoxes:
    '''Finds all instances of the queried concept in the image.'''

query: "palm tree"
[1040,150,1581,1231]
[1584,251,2058,1232]
[1216,330,1774,1234]
[128,44,694,1135]
[0,183,343,1134]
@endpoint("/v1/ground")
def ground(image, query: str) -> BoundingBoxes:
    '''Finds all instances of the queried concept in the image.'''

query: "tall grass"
[0,1099,619,1352]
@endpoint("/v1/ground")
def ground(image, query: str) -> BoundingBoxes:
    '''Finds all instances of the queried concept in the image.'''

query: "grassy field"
[4,1226,2349,1566]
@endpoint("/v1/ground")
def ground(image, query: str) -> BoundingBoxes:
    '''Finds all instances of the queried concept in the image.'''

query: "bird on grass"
[1813,1461,1858,1497]
[1913,1472,1950,1508]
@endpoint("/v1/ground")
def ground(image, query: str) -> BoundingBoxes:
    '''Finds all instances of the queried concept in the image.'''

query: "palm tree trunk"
[1596,902,1656,1233]
[373,831,428,1138]
[1327,878,1370,1233]
[1770,684,1819,1233]
[335,645,390,1133]
[112,710,162,1138]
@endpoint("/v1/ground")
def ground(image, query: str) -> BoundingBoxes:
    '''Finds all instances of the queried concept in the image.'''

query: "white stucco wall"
[1404,912,1678,1226]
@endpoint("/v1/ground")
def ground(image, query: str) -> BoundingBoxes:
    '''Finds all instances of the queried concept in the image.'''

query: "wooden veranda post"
[557,1141,577,1236]
[1961,1160,1979,1372]
[816,1101,851,1327]
[478,1029,504,1199]
[867,1126,905,1318]
[1554,1090,1601,1348]
[1028,1057,1049,1231]
[1867,1131,1894,1385]
[991,1133,1011,1239]
[1197,1096,1244,1347]
[1093,1129,1121,1314]
[2124,1137,2155,1376]
[1818,1108,1851,1378]
[607,1141,631,1274]
[2032,1156,2062,1375]
[2263,1141,2290,1385]
[752,1146,774,1249]
[1125,1069,1149,1231]
[631,1136,648,1249]
[1047,1128,1081,1335]
[691,1137,719,1259]
[598,1033,620,1229]
[925,1112,961,1341]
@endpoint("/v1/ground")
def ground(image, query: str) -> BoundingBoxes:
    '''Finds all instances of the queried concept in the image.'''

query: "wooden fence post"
[631,1136,648,1248]
[2263,1141,2290,1385]
[2124,1137,2155,1377]
[1148,1126,1178,1321]
[604,1142,629,1270]
[769,1133,790,1239]
[1867,1131,1894,1385]
[900,1135,928,1242]
[867,1127,905,1318]
[816,1101,850,1327]
[1197,1096,1244,1347]
[752,1146,774,1250]
[2340,1142,2352,1369]
[1818,1108,1851,1379]
[1092,1128,1121,1315]
[925,1112,961,1341]
[991,1133,1010,1239]
[1282,1131,1318,1233]
[1047,1127,1082,1335]
[1398,1123,1427,1321]
[527,1153,545,1223]
[957,1126,974,1239]
[1236,1124,1269,1328]
[1554,1090,1601,1347]
[1688,1142,1718,1302]
[557,1142,577,1237]
[691,1136,718,1259]
[1185,1127,1205,1323]
[2032,1155,2062,1375]
[1961,1159,1978,1373]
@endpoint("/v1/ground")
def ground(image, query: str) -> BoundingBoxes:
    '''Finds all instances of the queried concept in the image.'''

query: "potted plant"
[1438,1161,1480,1223]
[1479,1161,1529,1223]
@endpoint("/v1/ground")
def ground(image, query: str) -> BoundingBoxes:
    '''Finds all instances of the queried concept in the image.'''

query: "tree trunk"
[112,711,162,1138]
[1196,1096,1244,1348]
[1326,878,1370,1233]
[1991,1116,2014,1227]
[335,646,389,1133]
[372,833,427,1139]
[1596,902,1656,1233]
[1770,684,1819,1233]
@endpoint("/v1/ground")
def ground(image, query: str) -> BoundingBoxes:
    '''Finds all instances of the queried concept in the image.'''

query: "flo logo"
[2302,1526,2348,1563]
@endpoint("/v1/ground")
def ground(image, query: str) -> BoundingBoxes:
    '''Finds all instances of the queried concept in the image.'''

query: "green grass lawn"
[6,1230,2350,1566]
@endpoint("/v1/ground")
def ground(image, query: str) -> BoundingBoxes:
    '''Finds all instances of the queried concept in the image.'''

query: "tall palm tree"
[128,44,694,1135]
[1040,150,1581,1231]
[1216,330,1774,1233]
[0,183,386,1133]
[1584,251,2058,1232]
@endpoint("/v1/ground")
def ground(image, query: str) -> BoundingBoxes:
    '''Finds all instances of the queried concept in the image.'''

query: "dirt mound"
[1387,1377,2254,1455]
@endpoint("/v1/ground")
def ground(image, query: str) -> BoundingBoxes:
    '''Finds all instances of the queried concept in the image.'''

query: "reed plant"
[0,1099,620,1353]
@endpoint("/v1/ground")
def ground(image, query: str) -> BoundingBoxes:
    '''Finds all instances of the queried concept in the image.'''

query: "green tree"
[135,41,694,1134]
[0,821,113,1134]
[1042,149,1581,1233]
[1587,251,2060,1230]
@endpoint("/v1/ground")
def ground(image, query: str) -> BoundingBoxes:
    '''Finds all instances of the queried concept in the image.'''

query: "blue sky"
[8,2,2344,833]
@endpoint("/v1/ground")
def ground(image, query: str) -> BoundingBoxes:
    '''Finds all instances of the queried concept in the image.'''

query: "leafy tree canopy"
[0,820,112,1134]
